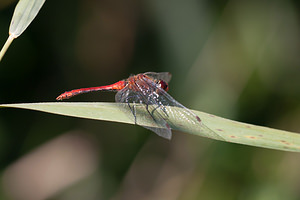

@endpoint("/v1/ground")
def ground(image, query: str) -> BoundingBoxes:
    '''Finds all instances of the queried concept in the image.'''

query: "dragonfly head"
[157,80,169,92]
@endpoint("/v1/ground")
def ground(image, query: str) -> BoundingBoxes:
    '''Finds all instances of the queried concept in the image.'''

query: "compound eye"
[157,80,169,91]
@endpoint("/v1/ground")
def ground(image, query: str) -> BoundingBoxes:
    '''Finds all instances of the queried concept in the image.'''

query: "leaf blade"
[9,0,46,38]
[1,102,300,152]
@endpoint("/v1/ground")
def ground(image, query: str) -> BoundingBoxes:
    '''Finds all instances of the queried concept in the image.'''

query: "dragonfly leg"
[145,104,157,123]
[151,104,169,118]
[161,105,169,117]
[127,101,137,124]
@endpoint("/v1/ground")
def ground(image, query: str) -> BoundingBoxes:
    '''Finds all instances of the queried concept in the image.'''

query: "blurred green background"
[1,0,300,199]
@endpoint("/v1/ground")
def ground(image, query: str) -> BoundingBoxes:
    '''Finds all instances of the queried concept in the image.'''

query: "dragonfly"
[56,72,224,140]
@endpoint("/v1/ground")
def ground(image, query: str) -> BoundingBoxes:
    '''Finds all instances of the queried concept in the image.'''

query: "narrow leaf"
[0,0,45,62]
[9,0,45,38]
[1,102,300,152]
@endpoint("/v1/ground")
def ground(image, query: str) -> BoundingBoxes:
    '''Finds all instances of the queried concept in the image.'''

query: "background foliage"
[1,0,300,199]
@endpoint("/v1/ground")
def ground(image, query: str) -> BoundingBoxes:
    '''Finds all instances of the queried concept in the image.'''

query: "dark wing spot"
[166,123,171,129]
[196,116,201,122]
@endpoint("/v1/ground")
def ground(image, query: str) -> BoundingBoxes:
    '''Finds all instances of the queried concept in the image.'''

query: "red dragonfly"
[57,72,224,140]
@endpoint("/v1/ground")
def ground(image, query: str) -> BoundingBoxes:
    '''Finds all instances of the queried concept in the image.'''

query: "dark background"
[1,0,300,199]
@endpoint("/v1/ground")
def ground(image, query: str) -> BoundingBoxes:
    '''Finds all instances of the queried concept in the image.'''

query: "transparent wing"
[115,75,225,141]
[141,76,226,141]
[143,72,172,83]
[115,84,172,139]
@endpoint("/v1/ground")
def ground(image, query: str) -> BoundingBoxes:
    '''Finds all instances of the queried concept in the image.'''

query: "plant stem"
[0,35,15,62]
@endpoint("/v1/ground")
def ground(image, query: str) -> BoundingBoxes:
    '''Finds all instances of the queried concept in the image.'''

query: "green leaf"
[0,0,45,62]
[1,102,300,152]
[9,0,45,38]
